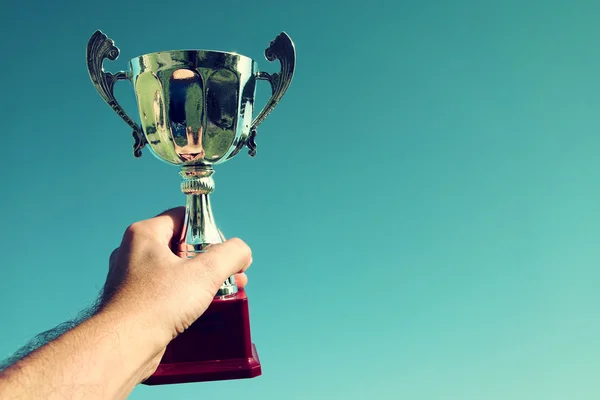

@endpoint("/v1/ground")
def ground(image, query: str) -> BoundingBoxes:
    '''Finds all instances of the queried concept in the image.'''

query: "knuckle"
[123,221,148,240]
[109,247,120,265]
[228,238,252,261]
[124,221,142,235]
[197,257,226,289]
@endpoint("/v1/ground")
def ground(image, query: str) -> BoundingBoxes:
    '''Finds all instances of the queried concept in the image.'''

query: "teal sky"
[1,0,600,399]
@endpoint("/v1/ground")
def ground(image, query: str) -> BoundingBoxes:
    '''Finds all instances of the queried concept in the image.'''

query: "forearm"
[0,302,100,373]
[0,307,164,399]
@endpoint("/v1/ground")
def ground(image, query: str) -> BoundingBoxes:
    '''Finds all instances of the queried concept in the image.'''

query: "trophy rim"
[129,49,255,64]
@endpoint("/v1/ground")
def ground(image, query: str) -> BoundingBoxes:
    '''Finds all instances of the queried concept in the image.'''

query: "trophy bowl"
[130,49,256,166]
[87,30,294,163]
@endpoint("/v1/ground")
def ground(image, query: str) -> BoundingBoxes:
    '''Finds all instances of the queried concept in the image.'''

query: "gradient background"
[1,0,599,399]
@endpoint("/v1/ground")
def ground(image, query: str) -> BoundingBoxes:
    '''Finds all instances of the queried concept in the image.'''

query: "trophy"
[86,30,295,385]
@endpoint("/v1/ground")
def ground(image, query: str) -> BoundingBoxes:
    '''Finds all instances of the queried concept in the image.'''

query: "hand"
[98,206,252,379]
[0,207,253,399]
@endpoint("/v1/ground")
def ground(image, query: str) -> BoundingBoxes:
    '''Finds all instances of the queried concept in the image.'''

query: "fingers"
[188,238,252,285]
[123,207,186,250]
[235,273,248,288]
[149,207,187,246]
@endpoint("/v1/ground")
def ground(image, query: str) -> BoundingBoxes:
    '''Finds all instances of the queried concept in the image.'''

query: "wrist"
[91,304,169,382]
[98,294,174,349]
[96,301,170,347]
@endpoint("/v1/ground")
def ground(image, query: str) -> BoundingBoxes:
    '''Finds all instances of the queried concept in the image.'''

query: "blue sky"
[1,0,599,399]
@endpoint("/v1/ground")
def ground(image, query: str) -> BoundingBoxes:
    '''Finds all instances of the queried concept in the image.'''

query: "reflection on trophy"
[86,30,295,385]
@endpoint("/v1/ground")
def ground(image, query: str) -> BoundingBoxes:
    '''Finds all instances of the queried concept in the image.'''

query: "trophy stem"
[179,166,238,297]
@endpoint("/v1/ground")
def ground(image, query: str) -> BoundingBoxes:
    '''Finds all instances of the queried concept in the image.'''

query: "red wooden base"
[143,289,261,385]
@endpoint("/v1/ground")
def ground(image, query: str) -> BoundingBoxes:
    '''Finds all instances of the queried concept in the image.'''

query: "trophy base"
[143,289,261,385]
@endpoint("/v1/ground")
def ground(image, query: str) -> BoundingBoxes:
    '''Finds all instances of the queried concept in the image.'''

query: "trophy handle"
[86,30,147,158]
[246,32,296,157]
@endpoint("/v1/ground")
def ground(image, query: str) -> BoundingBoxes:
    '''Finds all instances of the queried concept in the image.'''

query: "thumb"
[186,238,252,288]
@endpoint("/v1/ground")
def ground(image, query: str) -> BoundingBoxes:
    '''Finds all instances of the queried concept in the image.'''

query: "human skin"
[0,207,252,399]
